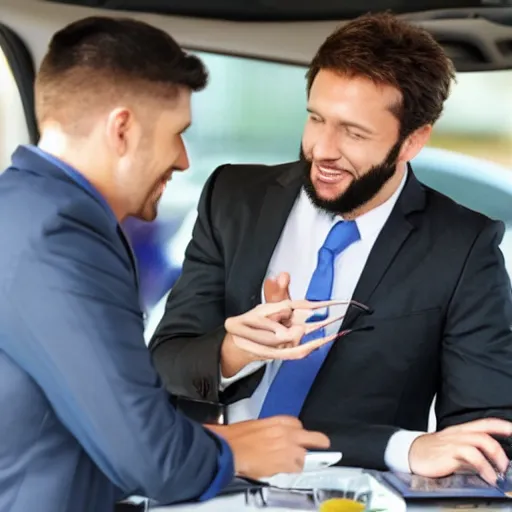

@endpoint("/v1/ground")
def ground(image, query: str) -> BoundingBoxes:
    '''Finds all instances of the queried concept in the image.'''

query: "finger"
[257,300,294,317]
[304,313,346,335]
[268,309,294,326]
[290,308,313,325]
[263,278,283,303]
[267,416,304,429]
[280,331,342,360]
[456,445,499,485]
[232,323,304,348]
[448,418,512,437]
[230,416,302,436]
[230,311,299,345]
[458,433,509,473]
[289,299,352,311]
[243,315,291,334]
[221,418,300,441]
[264,272,291,303]
[233,336,300,357]
[277,272,291,292]
[231,327,285,346]
[292,430,331,450]
[232,337,276,357]
[233,328,341,359]
[273,324,306,344]
[233,338,298,359]
[242,331,336,360]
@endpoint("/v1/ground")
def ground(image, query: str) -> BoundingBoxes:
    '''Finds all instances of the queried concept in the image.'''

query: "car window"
[414,69,512,275]
[0,48,30,170]
[123,53,512,338]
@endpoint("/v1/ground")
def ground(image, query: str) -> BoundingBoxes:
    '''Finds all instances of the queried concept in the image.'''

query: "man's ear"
[399,125,433,163]
[105,107,134,157]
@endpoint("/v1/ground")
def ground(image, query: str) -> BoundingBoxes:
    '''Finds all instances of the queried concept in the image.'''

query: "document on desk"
[377,471,512,500]
[216,452,342,496]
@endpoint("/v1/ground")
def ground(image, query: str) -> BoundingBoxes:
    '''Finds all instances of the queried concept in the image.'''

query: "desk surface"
[149,468,512,512]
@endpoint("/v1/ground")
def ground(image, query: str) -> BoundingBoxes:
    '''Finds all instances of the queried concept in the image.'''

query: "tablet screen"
[381,471,508,500]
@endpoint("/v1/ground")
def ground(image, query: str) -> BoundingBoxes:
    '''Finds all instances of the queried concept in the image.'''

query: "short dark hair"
[306,12,456,138]
[35,16,208,128]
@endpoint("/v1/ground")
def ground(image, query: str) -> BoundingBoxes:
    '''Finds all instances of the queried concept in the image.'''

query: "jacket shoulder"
[0,167,116,256]
[421,181,501,237]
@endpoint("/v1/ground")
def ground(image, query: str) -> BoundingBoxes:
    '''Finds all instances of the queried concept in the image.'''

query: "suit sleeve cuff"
[198,433,234,501]
[219,360,267,391]
[384,430,425,473]
[218,282,269,391]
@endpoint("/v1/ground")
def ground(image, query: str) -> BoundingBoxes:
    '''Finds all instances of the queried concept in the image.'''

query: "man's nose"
[312,129,340,161]
[174,136,190,171]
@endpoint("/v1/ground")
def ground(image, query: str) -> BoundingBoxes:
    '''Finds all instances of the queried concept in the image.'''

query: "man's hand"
[206,416,330,478]
[409,418,512,484]
[221,272,292,377]
[221,297,347,377]
[264,272,291,304]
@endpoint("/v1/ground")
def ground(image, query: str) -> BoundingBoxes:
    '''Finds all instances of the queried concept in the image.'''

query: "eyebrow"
[306,107,375,135]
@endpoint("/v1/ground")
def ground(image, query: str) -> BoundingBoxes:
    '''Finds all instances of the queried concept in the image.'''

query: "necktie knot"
[305,220,360,305]
[322,220,360,256]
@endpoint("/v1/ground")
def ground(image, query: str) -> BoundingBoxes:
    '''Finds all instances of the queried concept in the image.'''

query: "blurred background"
[1,48,511,332]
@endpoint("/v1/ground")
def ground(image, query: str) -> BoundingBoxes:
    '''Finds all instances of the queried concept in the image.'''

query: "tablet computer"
[379,471,512,500]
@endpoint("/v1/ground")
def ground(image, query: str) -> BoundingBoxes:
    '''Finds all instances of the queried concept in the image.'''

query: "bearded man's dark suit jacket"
[149,159,512,469]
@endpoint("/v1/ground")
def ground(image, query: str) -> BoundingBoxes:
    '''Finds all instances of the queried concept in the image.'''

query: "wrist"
[205,423,243,476]
[408,432,429,474]
[221,333,259,378]
[385,430,426,474]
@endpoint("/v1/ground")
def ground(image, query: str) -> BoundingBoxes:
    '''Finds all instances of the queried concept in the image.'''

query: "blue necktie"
[258,220,360,419]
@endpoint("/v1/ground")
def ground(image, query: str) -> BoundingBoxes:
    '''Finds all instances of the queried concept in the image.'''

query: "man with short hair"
[151,12,512,484]
[0,16,330,512]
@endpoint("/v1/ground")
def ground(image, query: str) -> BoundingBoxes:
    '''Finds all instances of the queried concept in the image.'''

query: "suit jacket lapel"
[235,161,305,309]
[343,167,427,328]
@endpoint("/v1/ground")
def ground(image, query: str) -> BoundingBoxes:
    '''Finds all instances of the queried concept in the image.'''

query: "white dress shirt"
[220,169,424,472]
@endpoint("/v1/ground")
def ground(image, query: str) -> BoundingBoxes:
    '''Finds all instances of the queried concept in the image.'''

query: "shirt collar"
[351,168,408,241]
[24,145,118,225]
[301,167,408,242]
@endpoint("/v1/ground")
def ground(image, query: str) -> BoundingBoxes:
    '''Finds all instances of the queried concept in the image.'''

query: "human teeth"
[319,167,342,175]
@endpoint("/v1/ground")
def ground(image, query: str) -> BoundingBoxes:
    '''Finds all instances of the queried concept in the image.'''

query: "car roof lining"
[0,0,512,71]
[37,0,506,21]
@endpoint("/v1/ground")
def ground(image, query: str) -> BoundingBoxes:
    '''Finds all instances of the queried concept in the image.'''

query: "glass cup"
[302,471,373,511]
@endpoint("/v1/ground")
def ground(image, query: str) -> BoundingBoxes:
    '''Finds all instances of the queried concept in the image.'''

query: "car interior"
[1,0,511,438]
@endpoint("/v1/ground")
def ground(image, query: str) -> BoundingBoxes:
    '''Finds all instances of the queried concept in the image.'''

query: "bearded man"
[150,12,512,486]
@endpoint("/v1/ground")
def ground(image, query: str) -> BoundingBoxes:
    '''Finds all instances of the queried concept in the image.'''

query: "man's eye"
[348,131,366,140]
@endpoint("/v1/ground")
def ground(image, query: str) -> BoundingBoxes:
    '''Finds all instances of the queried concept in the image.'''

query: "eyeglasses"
[231,298,373,360]
[292,298,373,342]
[264,298,373,351]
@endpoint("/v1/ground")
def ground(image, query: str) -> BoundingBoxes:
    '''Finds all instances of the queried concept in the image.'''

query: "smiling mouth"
[162,169,173,181]
[316,164,353,184]
[153,170,173,198]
